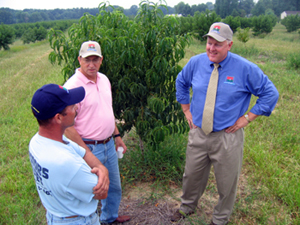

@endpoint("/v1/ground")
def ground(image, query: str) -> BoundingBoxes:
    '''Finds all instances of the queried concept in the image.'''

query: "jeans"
[83,138,122,223]
[46,211,100,225]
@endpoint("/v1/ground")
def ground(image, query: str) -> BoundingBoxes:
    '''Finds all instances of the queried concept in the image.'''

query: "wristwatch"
[114,133,121,138]
[244,114,251,123]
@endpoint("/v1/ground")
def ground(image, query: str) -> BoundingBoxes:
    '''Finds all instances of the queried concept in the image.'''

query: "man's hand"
[114,136,127,154]
[225,112,258,133]
[91,165,109,199]
[181,104,197,129]
[225,116,248,133]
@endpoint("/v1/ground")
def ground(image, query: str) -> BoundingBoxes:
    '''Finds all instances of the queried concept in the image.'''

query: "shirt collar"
[75,68,100,84]
[209,51,232,68]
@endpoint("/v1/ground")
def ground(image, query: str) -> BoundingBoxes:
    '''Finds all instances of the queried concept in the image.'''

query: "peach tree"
[48,1,190,149]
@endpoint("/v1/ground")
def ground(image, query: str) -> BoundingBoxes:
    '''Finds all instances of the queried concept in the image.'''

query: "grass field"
[0,23,299,224]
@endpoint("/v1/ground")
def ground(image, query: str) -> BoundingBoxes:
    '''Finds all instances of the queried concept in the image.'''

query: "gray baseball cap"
[203,22,233,42]
[79,41,102,58]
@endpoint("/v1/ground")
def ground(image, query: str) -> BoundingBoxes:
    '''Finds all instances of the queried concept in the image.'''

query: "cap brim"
[68,86,85,105]
[203,32,226,42]
[81,52,102,58]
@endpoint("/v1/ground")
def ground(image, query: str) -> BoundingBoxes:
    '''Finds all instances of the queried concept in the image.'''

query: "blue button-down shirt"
[176,52,279,132]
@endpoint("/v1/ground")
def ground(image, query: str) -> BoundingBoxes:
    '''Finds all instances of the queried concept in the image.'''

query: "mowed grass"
[0,40,64,224]
[0,23,299,224]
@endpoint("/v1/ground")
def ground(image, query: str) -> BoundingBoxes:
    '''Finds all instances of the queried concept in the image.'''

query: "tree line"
[0,10,299,51]
[0,5,174,24]
[0,20,75,49]
[1,0,298,25]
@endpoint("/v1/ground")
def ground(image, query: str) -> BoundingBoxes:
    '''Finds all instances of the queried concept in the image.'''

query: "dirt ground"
[97,171,249,225]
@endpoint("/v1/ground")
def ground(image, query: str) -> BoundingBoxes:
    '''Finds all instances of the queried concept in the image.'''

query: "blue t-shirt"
[29,134,98,217]
[176,52,279,131]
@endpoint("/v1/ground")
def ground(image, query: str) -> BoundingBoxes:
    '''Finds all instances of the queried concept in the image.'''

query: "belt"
[65,211,97,219]
[66,215,78,218]
[83,136,112,145]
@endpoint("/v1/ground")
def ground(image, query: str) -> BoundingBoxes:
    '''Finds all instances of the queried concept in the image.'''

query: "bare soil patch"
[98,169,251,225]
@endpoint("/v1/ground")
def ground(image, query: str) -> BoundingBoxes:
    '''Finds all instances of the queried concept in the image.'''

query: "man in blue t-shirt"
[172,22,279,225]
[29,84,109,225]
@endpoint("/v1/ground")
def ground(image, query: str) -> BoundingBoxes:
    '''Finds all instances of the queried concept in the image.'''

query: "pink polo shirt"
[64,69,115,140]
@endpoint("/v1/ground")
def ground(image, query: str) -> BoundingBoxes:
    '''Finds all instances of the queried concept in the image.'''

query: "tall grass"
[0,23,299,224]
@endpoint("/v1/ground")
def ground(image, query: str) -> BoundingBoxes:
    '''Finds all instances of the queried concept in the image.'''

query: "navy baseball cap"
[31,84,85,120]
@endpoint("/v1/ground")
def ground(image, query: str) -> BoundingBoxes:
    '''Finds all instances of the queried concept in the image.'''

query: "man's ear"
[53,113,63,124]
[78,56,82,65]
[228,41,233,51]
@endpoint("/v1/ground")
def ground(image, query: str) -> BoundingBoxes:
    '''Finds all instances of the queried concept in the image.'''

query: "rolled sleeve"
[248,67,279,116]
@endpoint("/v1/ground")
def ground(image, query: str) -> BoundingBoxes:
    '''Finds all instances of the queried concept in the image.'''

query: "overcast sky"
[0,0,215,10]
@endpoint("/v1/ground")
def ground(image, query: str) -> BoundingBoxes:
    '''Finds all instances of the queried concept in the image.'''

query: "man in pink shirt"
[64,41,130,224]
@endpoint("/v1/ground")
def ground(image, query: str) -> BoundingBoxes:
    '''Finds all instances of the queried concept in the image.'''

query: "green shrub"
[281,14,300,32]
[35,26,47,41]
[236,27,250,44]
[239,16,253,29]
[178,15,194,36]
[0,23,15,50]
[252,15,273,36]
[222,15,241,33]
[21,28,36,44]
[192,10,221,41]
[21,26,48,44]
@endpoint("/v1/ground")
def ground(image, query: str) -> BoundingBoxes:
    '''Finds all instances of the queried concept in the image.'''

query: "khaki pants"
[180,127,244,225]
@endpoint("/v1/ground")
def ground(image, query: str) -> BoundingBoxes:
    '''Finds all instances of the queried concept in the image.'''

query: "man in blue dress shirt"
[172,22,279,225]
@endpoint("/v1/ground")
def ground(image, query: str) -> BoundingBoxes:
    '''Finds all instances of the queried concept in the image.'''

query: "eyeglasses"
[82,57,101,64]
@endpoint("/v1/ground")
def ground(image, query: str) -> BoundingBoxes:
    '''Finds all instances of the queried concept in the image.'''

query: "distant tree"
[231,9,240,17]
[11,24,24,38]
[265,8,275,15]
[206,2,214,10]
[21,28,36,44]
[239,0,254,15]
[252,15,273,36]
[0,23,15,50]
[236,27,250,44]
[281,14,300,32]
[191,4,207,15]
[251,0,275,16]
[129,5,138,15]
[251,1,265,16]
[175,2,192,16]
[223,15,241,33]
[178,15,194,35]
[193,10,221,41]
[239,16,253,28]
[0,4,178,25]
[265,9,278,26]
[16,12,30,23]
[0,9,15,24]
[40,12,50,21]
[271,0,285,16]
[35,26,47,41]
[159,6,175,15]
[29,12,43,23]
[215,0,239,18]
